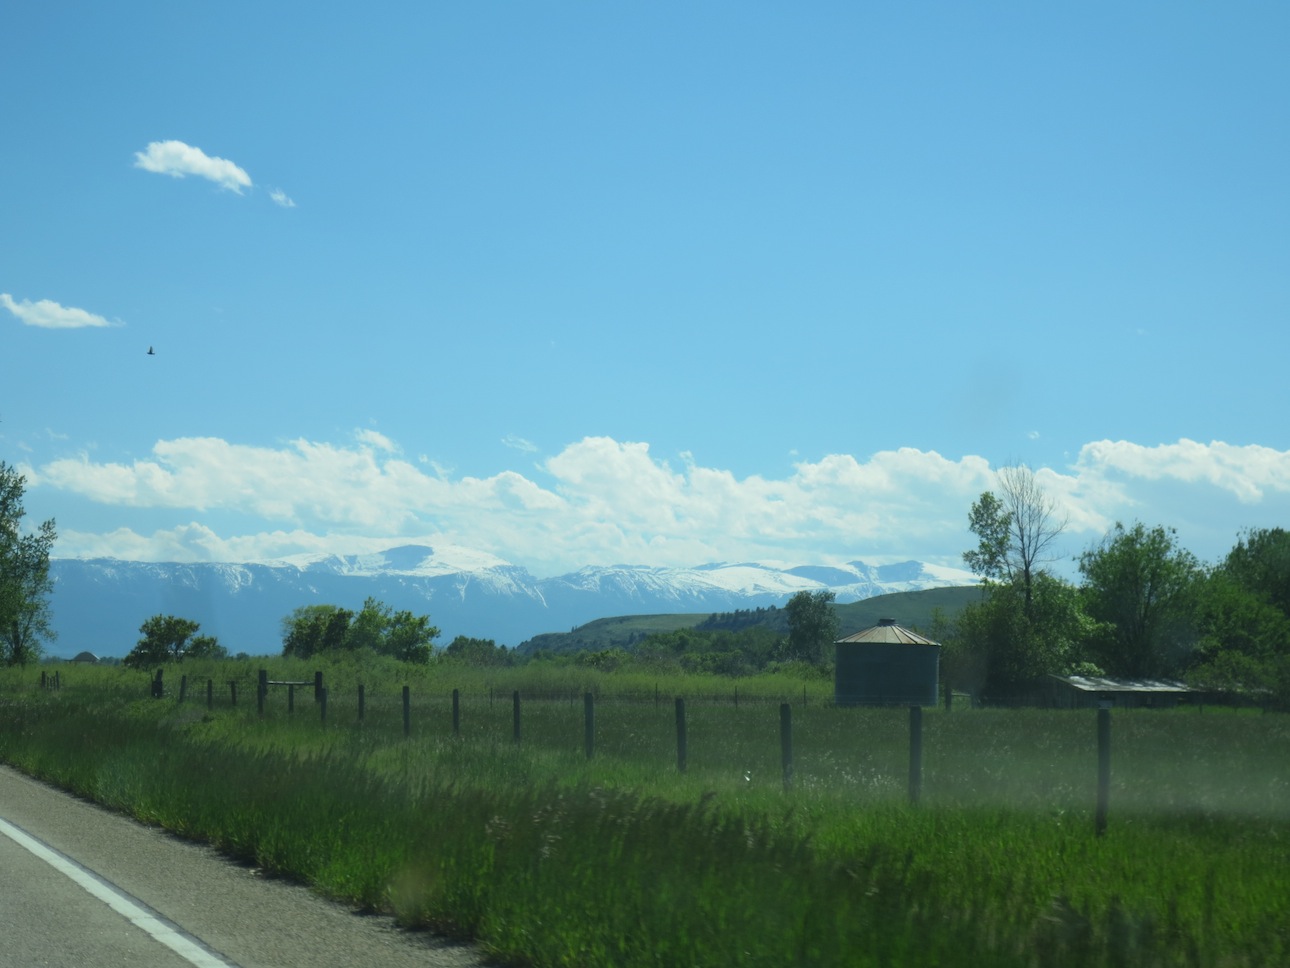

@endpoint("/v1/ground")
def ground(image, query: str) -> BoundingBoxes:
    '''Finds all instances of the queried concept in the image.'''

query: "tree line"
[945,465,1290,703]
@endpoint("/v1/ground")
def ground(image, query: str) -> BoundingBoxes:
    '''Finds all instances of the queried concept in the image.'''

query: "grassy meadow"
[2,657,1287,967]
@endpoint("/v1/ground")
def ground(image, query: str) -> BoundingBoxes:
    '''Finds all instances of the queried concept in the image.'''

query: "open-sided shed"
[1034,675,1194,709]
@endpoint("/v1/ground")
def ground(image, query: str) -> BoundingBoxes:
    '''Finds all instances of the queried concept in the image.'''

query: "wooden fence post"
[229,680,237,706]
[288,683,295,714]
[452,688,460,737]
[179,675,188,703]
[358,684,365,722]
[320,687,328,726]
[1096,707,1111,837]
[512,691,521,744]
[780,703,793,792]
[151,669,164,699]
[584,692,595,760]
[314,671,324,703]
[908,706,923,805]
[257,669,268,718]
[675,697,688,773]
[403,685,411,738]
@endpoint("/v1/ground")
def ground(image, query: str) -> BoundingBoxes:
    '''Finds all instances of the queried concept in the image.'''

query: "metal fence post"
[1096,707,1111,836]
[908,705,923,805]
[675,697,688,773]
[780,703,793,792]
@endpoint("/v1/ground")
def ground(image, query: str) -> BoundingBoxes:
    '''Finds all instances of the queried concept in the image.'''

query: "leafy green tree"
[442,636,513,667]
[946,572,1092,698]
[382,607,439,664]
[1188,529,1290,701]
[963,491,1012,583]
[1222,527,1290,616]
[0,462,57,666]
[124,615,222,667]
[1078,522,1203,678]
[784,590,839,665]
[281,599,438,664]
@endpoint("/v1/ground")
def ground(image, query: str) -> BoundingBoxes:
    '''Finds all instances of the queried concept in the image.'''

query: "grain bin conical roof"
[835,617,939,646]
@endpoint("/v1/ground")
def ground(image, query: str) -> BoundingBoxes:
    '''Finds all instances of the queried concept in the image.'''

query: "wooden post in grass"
[288,684,295,714]
[151,669,164,699]
[780,703,793,792]
[675,697,688,773]
[584,692,595,760]
[1096,707,1111,837]
[403,685,411,738]
[512,691,522,744]
[179,675,188,703]
[358,684,365,722]
[452,689,460,737]
[908,706,923,805]
[314,671,323,703]
[257,669,267,718]
[320,687,328,726]
[206,678,213,710]
[229,680,237,706]
[40,671,46,690]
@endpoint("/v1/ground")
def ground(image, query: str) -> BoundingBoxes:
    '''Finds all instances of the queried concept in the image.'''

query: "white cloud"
[1,293,113,329]
[133,140,253,193]
[30,434,1290,574]
[269,188,296,208]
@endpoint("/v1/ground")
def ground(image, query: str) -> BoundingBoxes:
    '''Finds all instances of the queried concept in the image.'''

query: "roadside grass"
[2,663,1287,966]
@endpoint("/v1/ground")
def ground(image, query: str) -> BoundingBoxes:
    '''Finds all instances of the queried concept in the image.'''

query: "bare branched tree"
[996,464,1068,614]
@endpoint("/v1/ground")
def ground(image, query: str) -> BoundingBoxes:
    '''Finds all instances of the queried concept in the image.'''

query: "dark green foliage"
[784,590,839,664]
[443,636,514,667]
[695,605,784,633]
[280,597,438,664]
[123,614,225,667]
[0,462,56,666]
[944,572,1091,698]
[1079,522,1204,678]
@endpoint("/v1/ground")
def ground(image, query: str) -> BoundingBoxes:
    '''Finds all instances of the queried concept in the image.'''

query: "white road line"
[0,816,238,968]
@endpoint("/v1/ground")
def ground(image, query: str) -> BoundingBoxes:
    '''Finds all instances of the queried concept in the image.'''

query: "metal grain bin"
[834,618,940,706]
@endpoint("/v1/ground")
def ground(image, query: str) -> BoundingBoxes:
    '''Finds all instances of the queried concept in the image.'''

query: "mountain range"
[46,544,978,659]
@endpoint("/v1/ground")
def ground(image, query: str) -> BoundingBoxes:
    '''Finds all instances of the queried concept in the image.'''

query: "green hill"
[516,585,980,655]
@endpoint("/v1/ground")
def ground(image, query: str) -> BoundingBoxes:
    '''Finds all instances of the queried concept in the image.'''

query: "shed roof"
[1049,675,1192,693]
[835,618,939,647]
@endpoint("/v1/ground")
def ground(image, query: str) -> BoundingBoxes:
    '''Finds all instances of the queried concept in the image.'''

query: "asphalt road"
[0,765,489,968]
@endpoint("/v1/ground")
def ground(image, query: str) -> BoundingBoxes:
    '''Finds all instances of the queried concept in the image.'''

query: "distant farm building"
[834,618,940,707]
[70,651,100,664]
[1028,675,1195,709]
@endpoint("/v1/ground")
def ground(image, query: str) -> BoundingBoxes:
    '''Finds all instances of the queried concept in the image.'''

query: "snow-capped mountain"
[47,545,977,658]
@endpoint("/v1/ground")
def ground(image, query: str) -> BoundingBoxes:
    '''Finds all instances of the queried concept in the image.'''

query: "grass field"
[2,658,1287,967]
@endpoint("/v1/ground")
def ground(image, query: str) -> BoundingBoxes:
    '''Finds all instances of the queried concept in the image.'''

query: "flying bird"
[147,346,155,355]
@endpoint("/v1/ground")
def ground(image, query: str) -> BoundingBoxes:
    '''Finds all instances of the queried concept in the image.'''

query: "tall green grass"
[2,662,1287,966]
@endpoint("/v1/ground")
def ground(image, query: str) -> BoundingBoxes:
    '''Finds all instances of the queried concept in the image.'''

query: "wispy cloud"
[133,140,253,193]
[1,293,113,329]
[269,188,296,208]
[502,434,538,453]
[29,435,1290,574]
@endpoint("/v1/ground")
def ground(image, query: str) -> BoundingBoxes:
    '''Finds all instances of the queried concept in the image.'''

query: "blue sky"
[3,2,1288,577]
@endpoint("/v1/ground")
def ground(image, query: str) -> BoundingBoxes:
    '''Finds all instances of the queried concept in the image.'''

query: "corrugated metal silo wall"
[834,643,940,706]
